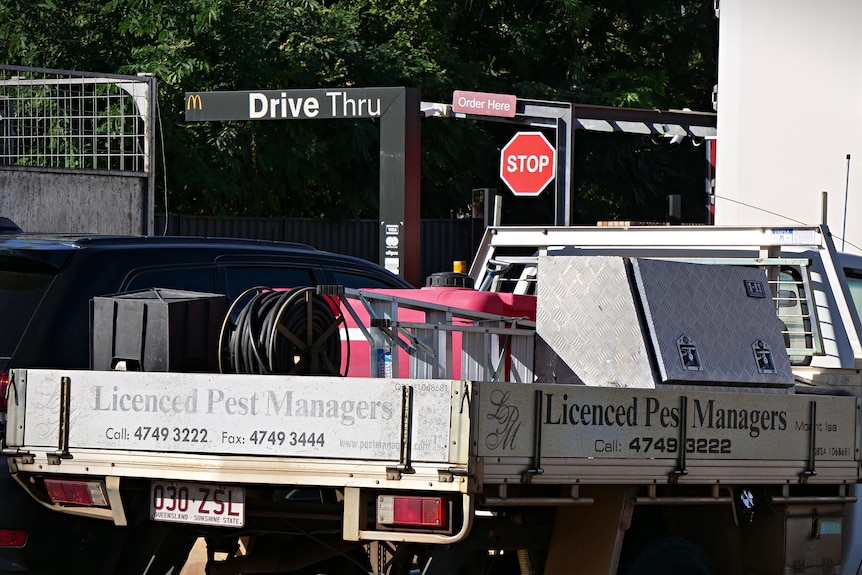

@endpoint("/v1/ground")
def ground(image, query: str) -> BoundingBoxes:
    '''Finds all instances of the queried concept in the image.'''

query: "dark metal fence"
[155,214,483,284]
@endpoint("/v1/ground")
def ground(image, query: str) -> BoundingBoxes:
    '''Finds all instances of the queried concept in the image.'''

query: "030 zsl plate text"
[150,481,245,528]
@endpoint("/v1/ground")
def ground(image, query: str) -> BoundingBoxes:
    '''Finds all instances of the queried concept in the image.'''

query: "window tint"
[224,266,316,298]
[125,266,217,294]
[0,266,55,356]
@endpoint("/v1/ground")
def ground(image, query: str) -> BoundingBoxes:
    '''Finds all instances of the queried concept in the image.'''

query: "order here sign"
[451,90,517,118]
[499,132,556,196]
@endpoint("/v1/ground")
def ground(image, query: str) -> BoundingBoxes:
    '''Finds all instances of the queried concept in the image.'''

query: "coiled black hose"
[219,287,344,375]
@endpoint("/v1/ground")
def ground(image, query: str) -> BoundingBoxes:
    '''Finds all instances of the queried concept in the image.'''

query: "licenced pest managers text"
[542,394,787,438]
[92,386,394,426]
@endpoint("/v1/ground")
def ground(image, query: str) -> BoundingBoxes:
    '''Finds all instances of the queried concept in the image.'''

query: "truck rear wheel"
[626,536,713,575]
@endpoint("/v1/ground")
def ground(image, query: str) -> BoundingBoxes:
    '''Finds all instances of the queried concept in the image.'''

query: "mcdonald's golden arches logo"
[186,94,203,110]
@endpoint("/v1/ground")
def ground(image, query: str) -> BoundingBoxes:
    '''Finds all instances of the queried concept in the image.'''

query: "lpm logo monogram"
[186,94,203,110]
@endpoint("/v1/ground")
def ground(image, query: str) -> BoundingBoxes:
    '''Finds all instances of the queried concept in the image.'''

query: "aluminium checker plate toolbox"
[534,255,794,388]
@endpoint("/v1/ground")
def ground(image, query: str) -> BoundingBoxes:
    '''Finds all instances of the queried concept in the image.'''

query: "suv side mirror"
[0,217,22,234]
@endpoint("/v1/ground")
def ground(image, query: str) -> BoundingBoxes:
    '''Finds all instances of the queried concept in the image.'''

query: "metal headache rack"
[469,225,835,366]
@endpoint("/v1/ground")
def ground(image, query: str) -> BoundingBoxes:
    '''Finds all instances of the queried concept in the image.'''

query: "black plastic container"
[91,288,228,372]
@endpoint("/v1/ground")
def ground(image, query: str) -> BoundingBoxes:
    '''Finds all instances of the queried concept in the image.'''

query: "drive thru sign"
[499,132,556,196]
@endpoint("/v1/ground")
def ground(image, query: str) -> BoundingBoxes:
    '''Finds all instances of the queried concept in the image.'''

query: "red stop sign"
[499,132,556,196]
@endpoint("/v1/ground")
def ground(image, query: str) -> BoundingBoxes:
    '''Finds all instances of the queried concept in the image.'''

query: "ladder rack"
[338,288,536,383]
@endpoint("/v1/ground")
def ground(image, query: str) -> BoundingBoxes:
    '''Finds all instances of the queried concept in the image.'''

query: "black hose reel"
[219,286,346,376]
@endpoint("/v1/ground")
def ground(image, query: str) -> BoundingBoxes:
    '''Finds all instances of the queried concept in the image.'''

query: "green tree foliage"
[0,0,717,223]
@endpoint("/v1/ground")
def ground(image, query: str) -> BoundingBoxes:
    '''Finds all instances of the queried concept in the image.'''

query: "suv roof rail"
[11,234,318,251]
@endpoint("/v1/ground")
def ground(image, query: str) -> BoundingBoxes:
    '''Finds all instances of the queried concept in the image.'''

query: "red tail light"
[44,479,108,507]
[0,529,27,547]
[377,495,446,527]
[0,371,8,411]
[0,529,26,547]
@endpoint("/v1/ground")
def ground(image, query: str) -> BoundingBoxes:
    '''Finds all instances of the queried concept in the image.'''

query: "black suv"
[0,233,411,574]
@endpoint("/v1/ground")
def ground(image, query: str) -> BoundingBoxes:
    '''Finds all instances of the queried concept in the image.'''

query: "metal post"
[379,88,422,286]
[842,154,851,251]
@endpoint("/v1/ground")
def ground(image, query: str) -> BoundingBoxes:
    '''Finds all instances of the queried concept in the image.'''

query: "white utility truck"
[5,224,862,575]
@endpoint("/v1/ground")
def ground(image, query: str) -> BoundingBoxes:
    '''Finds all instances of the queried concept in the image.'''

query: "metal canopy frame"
[424,99,717,226]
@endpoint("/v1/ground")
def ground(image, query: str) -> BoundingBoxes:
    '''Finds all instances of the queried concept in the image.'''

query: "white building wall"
[715,0,862,254]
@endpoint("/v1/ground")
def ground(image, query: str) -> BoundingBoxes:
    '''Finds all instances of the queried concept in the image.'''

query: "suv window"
[224,266,316,295]
[0,263,55,358]
[125,265,217,293]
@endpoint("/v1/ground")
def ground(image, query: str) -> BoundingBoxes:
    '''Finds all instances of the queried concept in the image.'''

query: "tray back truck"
[5,224,862,575]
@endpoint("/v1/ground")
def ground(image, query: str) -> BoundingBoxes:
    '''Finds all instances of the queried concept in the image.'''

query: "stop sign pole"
[499,131,556,196]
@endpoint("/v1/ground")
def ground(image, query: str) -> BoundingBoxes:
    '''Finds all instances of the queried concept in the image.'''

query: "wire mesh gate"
[0,65,153,172]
